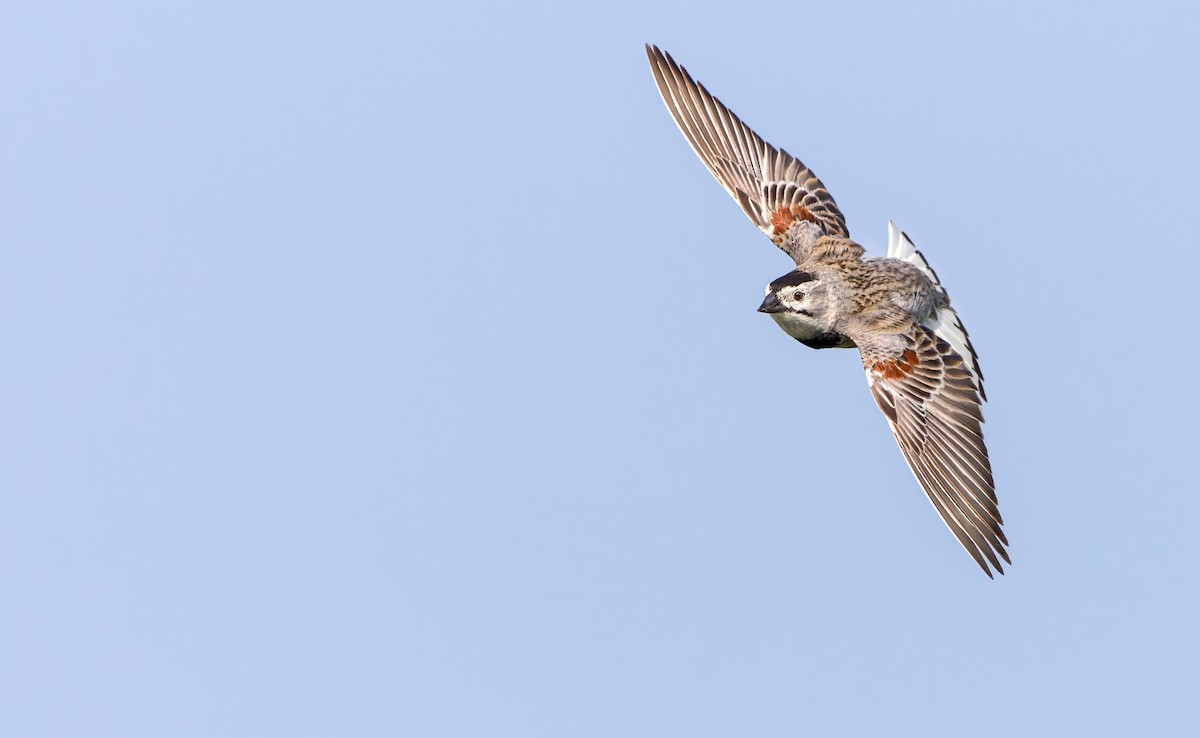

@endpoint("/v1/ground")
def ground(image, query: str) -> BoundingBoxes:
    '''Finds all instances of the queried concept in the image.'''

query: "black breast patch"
[797,331,850,350]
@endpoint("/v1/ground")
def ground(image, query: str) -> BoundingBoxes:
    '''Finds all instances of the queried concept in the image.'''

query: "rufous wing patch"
[872,348,921,381]
[769,204,817,242]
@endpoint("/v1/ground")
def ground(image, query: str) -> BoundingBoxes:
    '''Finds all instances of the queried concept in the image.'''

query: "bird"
[645,44,1008,577]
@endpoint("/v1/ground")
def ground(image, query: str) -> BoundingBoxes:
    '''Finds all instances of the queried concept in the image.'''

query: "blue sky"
[4,1,1198,736]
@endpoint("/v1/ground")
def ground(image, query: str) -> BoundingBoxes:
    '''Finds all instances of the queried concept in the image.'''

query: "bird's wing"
[886,223,986,400]
[855,324,1007,577]
[646,45,848,264]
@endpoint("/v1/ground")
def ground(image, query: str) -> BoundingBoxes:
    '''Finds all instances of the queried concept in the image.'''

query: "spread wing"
[858,325,1007,577]
[645,44,848,264]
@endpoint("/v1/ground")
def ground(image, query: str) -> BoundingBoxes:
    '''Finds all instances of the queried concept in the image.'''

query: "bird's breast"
[768,311,854,349]
[769,311,825,341]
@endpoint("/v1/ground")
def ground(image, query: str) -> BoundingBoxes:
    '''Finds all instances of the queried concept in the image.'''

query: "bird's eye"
[792,290,804,301]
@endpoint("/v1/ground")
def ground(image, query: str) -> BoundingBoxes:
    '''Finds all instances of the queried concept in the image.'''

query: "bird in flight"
[646,45,1008,577]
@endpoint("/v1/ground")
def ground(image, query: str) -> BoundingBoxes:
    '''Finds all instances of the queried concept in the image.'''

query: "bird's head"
[757,269,834,341]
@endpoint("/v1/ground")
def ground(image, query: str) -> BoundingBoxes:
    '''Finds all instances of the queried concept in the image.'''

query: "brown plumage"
[646,44,1006,577]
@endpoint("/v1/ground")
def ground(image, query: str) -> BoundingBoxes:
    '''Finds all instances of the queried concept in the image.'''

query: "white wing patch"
[887,222,986,401]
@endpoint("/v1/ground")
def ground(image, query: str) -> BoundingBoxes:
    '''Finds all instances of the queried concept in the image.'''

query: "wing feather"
[887,223,987,401]
[861,326,1007,577]
[646,45,848,263]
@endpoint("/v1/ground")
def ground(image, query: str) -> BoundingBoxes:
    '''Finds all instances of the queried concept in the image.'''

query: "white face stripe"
[766,279,821,301]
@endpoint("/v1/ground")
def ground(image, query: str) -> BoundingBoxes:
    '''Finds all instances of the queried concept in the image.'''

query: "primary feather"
[647,44,1006,577]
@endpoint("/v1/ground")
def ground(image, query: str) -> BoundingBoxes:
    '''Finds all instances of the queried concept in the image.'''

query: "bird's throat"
[768,312,851,349]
